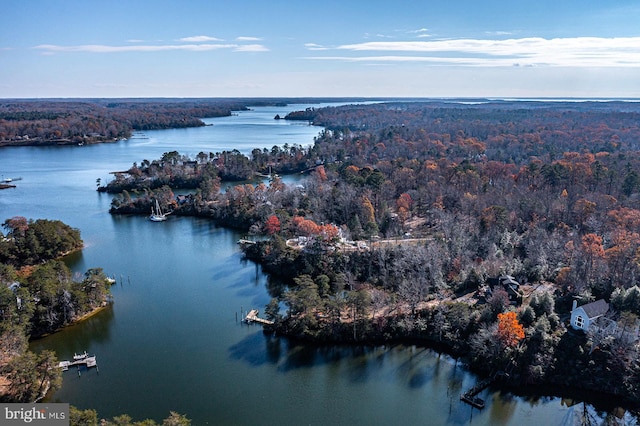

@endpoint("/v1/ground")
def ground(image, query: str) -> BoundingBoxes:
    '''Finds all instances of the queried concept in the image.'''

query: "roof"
[499,275,519,286]
[578,299,609,319]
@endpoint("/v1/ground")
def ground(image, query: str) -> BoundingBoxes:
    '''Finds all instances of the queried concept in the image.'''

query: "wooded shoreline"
[5,98,640,418]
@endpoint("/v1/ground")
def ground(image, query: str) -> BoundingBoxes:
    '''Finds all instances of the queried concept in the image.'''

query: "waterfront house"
[570,299,609,332]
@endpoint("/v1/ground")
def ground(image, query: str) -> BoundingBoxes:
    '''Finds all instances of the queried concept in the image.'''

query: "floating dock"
[244,309,274,325]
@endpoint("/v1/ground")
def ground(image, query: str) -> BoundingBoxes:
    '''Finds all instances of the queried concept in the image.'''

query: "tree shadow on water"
[408,367,435,389]
[228,331,274,367]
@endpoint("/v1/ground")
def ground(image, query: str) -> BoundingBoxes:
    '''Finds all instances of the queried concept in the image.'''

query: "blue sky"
[1,0,639,98]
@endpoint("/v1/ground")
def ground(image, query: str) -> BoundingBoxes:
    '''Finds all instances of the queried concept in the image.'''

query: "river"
[0,103,631,425]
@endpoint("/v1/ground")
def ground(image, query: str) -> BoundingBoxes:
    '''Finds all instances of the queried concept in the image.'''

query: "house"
[6,282,22,310]
[487,275,523,304]
[570,299,609,332]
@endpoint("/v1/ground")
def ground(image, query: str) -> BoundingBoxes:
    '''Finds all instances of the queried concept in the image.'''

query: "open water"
[0,103,633,425]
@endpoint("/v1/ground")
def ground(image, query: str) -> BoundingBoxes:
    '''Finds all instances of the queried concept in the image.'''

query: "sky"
[1,0,639,99]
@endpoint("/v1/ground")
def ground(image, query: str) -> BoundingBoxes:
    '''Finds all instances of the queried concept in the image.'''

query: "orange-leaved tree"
[264,215,281,235]
[496,311,525,348]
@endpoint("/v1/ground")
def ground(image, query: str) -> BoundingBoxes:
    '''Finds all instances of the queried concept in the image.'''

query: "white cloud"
[305,43,329,51]
[179,35,222,42]
[33,43,270,54]
[321,37,640,67]
[236,36,262,41]
[234,44,269,52]
[485,31,514,36]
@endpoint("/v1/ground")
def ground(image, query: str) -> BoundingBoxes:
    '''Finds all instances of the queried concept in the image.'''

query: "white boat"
[73,351,88,360]
[149,199,168,222]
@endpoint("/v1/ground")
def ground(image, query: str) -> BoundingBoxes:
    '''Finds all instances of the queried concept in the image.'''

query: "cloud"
[234,44,269,52]
[307,37,640,67]
[236,36,262,41]
[179,35,222,42]
[410,28,430,35]
[33,42,269,54]
[485,31,514,36]
[305,43,329,51]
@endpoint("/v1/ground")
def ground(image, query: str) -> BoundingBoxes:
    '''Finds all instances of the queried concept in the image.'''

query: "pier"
[460,378,492,409]
[244,309,274,325]
[58,352,98,372]
[237,239,257,245]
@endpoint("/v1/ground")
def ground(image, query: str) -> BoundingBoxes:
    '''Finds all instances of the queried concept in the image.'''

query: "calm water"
[0,104,630,425]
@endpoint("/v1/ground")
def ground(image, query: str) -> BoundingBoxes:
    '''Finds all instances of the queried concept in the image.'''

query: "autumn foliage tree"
[264,215,281,235]
[396,193,413,225]
[496,311,525,349]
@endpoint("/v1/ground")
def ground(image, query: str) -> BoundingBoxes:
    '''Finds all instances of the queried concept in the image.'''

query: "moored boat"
[149,199,168,222]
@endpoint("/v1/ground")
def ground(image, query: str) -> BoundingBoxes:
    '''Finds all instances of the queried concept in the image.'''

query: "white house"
[570,299,609,332]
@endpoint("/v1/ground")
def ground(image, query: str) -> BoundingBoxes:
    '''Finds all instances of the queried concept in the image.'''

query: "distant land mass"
[2,97,638,147]
[0,98,370,147]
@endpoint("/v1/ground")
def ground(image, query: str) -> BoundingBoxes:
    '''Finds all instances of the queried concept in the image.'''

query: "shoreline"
[32,303,112,340]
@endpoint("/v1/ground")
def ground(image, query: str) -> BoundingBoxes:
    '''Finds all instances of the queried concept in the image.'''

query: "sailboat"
[149,199,168,222]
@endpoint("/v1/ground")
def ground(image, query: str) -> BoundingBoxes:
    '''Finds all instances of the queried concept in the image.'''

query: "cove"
[0,103,631,425]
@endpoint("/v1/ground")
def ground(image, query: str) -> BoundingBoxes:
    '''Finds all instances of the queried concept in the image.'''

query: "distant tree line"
[0,98,366,146]
[0,99,246,145]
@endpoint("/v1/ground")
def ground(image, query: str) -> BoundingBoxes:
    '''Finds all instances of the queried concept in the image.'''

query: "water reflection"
[228,331,273,367]
[488,392,518,425]
[31,305,115,358]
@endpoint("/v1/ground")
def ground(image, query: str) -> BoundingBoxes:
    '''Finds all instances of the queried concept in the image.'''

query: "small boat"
[73,351,88,360]
[149,199,168,222]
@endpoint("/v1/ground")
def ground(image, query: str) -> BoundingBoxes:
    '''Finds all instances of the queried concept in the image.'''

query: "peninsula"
[101,100,640,410]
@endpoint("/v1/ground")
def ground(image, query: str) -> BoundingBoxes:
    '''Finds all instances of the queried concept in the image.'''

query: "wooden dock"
[58,352,97,371]
[460,378,492,409]
[244,309,274,325]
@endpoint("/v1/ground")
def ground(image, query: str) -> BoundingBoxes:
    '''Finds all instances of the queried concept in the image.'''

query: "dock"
[244,309,274,325]
[460,378,491,409]
[58,352,98,371]
[237,239,257,245]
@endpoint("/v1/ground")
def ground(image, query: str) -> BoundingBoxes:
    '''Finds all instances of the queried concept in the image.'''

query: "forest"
[0,98,340,146]
[0,99,252,146]
[0,217,113,403]
[103,100,640,408]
